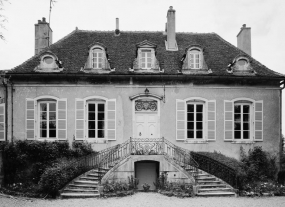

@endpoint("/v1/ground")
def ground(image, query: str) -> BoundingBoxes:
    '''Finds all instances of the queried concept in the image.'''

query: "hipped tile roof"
[10,29,284,78]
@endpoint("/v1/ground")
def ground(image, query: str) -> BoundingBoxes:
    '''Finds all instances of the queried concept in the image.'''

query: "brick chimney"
[237,24,251,56]
[35,17,53,55]
[166,6,178,51]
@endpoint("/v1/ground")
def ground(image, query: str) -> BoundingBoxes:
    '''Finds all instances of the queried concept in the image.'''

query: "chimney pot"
[237,24,251,56]
[42,17,46,22]
[115,18,120,36]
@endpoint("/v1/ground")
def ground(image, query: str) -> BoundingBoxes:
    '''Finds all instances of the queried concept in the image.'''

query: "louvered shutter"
[26,98,36,140]
[224,100,234,141]
[254,101,263,141]
[207,100,216,141]
[199,52,203,69]
[75,99,85,140]
[176,99,186,140]
[57,99,67,140]
[138,50,143,68]
[107,99,116,140]
[0,103,5,141]
[101,51,106,69]
[188,52,193,69]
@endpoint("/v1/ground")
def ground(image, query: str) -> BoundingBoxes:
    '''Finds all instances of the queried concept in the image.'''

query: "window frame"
[37,100,57,139]
[89,46,106,69]
[138,48,155,70]
[86,100,106,140]
[187,47,203,69]
[234,102,253,140]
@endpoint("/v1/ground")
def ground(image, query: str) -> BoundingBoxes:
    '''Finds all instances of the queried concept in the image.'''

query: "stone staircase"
[60,168,108,198]
[187,168,236,197]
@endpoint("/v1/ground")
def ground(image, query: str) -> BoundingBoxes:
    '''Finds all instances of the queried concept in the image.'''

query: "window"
[176,98,216,141]
[138,48,155,70]
[91,48,104,69]
[224,99,263,142]
[87,101,105,139]
[187,102,204,139]
[75,97,116,141]
[26,97,67,140]
[0,103,5,141]
[228,56,253,73]
[188,49,202,69]
[35,52,63,72]
[38,101,57,138]
[234,103,251,139]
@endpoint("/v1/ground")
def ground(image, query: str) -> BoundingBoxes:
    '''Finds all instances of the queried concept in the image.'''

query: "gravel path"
[0,193,285,207]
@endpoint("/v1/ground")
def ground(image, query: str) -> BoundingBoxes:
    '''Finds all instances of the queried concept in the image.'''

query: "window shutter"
[254,101,263,141]
[224,100,234,141]
[26,98,35,140]
[188,52,192,69]
[57,99,67,140]
[138,50,142,68]
[107,99,116,140]
[151,50,155,69]
[101,52,106,69]
[199,52,203,69]
[75,99,85,140]
[0,103,5,141]
[176,99,186,140]
[207,100,216,141]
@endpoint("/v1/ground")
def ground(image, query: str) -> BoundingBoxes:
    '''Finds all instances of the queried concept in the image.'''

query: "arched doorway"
[135,160,159,190]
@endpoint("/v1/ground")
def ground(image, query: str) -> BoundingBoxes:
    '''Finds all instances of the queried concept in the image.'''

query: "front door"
[135,113,158,138]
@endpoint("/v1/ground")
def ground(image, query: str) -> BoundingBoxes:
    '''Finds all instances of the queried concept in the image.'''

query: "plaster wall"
[8,83,281,160]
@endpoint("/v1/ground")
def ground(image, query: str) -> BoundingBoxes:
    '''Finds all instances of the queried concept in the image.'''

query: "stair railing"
[190,152,239,189]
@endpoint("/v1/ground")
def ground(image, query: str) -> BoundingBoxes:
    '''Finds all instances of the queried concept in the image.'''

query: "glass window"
[87,102,105,139]
[187,103,204,139]
[234,103,251,139]
[39,101,56,138]
[188,49,201,69]
[140,49,152,69]
[91,48,104,69]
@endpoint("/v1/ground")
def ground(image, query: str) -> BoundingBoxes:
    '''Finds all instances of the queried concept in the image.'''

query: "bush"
[39,159,86,198]
[72,141,93,157]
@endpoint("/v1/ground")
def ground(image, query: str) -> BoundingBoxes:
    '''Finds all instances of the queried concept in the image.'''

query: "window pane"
[147,58,151,63]
[40,121,47,129]
[89,104,95,112]
[88,121,95,129]
[187,131,194,139]
[40,103,47,112]
[40,130,47,138]
[49,121,56,129]
[98,53,103,57]
[146,52,151,57]
[98,104,104,111]
[49,130,56,138]
[187,113,194,121]
[89,113,95,120]
[40,112,47,120]
[98,130,104,138]
[89,130,95,138]
[49,103,56,111]
[243,114,249,122]
[98,112,105,120]
[234,114,241,121]
[142,53,146,57]
[49,112,56,120]
[196,105,203,112]
[234,105,241,113]
[197,113,203,121]
[147,63,151,68]
[187,122,194,130]
[243,105,250,113]
[187,105,194,112]
[243,123,250,130]
[196,122,203,130]
[234,122,241,130]
[98,63,102,68]
[196,131,203,139]
[142,63,145,68]
[243,131,249,139]
[98,121,105,129]
[234,131,241,139]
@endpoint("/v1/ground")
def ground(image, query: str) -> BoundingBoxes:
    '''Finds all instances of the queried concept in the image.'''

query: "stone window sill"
[184,140,208,144]
[231,140,255,144]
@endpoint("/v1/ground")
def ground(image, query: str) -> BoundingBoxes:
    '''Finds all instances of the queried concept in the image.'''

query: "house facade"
[1,7,284,192]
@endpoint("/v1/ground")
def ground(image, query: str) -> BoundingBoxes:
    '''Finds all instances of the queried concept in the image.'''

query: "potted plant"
[142,183,150,192]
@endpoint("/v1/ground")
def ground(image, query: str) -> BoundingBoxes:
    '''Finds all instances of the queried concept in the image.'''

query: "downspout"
[279,80,285,170]
[1,78,8,141]
[11,82,13,143]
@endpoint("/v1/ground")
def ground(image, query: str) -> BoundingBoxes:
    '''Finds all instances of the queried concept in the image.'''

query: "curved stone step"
[61,193,99,198]
[197,192,236,197]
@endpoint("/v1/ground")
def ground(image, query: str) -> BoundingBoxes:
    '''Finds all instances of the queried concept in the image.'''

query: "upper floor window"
[227,56,254,74]
[34,52,63,72]
[139,48,154,69]
[188,48,202,69]
[91,48,104,69]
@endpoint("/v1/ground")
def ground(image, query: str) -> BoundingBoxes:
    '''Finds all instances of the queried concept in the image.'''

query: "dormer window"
[131,40,161,72]
[227,56,254,74]
[83,43,112,73]
[91,47,104,69]
[236,58,249,70]
[34,52,63,72]
[181,46,208,73]
[188,48,202,69]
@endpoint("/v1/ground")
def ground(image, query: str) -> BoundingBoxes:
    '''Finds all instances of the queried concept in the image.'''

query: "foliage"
[72,141,93,157]
[153,172,168,190]
[240,181,285,197]
[39,158,86,198]
[127,175,139,190]
[142,183,150,192]
[0,0,8,40]
[1,140,94,192]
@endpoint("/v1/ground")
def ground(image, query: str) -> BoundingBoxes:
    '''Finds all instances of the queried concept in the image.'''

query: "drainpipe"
[11,82,13,143]
[1,78,8,141]
[279,80,285,170]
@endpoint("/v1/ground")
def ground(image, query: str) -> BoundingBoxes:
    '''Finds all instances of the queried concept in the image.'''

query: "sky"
[0,0,285,129]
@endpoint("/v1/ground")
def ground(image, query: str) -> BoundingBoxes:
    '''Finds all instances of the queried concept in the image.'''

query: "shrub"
[39,159,86,198]
[72,141,93,157]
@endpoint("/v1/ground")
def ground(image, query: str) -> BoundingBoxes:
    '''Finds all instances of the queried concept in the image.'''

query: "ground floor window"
[38,101,57,138]
[187,101,204,139]
[234,103,251,139]
[87,102,105,139]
